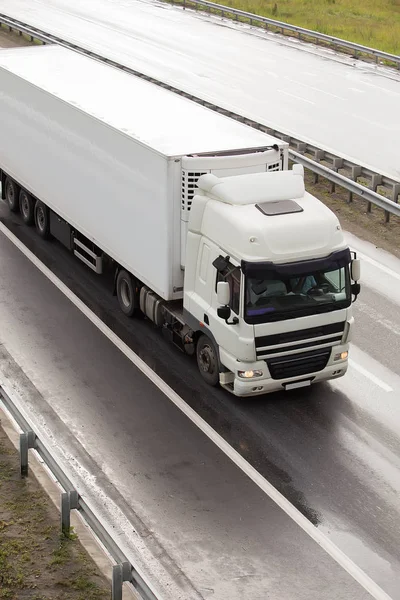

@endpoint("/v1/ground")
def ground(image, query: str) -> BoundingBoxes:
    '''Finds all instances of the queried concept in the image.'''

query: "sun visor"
[242,248,351,278]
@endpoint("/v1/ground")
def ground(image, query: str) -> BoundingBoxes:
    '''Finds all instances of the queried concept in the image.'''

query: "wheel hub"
[37,207,45,229]
[6,183,14,203]
[21,195,29,216]
[199,347,213,373]
[120,280,131,307]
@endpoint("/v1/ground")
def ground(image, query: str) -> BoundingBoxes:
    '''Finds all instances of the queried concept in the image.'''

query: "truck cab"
[184,165,360,396]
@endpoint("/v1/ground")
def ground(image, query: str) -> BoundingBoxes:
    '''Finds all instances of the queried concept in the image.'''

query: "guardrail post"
[61,490,79,537]
[369,174,382,213]
[330,158,343,193]
[313,150,325,183]
[20,431,36,478]
[386,183,400,223]
[348,166,362,203]
[112,562,131,600]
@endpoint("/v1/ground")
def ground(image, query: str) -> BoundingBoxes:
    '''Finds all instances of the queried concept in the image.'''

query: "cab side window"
[217,264,241,315]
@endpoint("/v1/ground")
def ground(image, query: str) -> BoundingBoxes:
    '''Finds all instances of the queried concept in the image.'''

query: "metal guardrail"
[171,0,400,69]
[0,385,158,600]
[291,151,400,218]
[0,15,399,221]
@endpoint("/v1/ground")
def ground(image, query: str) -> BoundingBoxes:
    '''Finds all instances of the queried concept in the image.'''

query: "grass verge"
[304,168,400,258]
[0,423,110,600]
[0,24,44,48]
[168,0,400,55]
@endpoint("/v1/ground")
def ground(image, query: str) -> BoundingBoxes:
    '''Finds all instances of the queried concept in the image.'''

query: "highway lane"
[1,203,400,597]
[0,219,380,600]
[1,0,400,180]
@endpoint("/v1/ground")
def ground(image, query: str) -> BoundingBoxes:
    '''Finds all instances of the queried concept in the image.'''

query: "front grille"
[256,335,343,358]
[255,322,345,349]
[267,348,331,380]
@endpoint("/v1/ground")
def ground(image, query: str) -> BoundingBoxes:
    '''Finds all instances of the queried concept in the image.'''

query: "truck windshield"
[245,265,351,323]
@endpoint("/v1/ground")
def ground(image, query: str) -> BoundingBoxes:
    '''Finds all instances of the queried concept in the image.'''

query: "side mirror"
[216,280,238,325]
[351,282,361,297]
[217,281,230,306]
[217,306,231,320]
[351,258,361,282]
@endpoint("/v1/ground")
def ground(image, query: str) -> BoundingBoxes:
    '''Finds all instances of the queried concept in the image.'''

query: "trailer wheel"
[5,177,19,213]
[34,201,50,239]
[116,269,138,317]
[196,335,220,387]
[19,189,35,225]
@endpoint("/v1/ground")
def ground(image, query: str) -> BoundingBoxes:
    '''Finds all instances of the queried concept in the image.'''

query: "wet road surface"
[0,202,399,597]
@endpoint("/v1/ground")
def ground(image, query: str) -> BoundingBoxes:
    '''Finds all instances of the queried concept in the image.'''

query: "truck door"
[206,258,255,364]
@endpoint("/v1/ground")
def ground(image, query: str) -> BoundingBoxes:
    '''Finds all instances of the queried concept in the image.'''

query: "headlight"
[334,351,348,361]
[238,369,263,379]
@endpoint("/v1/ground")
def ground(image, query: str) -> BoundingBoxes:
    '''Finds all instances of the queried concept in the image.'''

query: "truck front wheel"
[196,335,220,387]
[5,177,19,213]
[116,269,138,317]
[19,189,35,225]
[34,201,50,239]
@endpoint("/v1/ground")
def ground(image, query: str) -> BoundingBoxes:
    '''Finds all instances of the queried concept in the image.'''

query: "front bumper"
[220,344,349,397]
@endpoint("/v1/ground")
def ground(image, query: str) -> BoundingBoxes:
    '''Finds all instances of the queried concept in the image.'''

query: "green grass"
[174,0,400,55]
[0,430,109,600]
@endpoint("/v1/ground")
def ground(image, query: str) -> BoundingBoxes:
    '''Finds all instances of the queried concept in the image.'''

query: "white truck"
[0,45,360,396]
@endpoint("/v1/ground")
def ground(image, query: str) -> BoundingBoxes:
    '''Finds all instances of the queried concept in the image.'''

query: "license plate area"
[284,379,312,391]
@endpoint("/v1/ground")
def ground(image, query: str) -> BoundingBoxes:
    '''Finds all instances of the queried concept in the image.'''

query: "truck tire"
[196,335,220,387]
[5,177,19,213]
[34,201,50,239]
[19,189,35,225]
[116,269,138,317]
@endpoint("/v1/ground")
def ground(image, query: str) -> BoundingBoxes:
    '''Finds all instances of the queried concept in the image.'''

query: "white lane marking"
[277,89,315,104]
[350,113,391,131]
[349,360,393,393]
[0,222,392,600]
[359,80,400,97]
[349,87,365,94]
[352,249,400,282]
[283,76,344,100]
[356,300,400,337]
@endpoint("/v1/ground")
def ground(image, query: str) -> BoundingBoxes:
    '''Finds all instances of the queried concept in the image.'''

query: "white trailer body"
[0,45,360,397]
[0,45,286,301]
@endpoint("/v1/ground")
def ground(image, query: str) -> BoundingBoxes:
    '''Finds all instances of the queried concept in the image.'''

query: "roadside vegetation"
[172,0,400,54]
[0,425,110,600]
[304,169,400,259]
[0,26,37,48]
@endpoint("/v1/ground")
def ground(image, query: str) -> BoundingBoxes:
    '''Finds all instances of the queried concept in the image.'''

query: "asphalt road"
[1,0,400,180]
[0,199,399,599]
[0,213,376,600]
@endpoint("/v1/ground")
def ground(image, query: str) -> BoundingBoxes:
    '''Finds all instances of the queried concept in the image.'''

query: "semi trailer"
[0,45,360,396]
